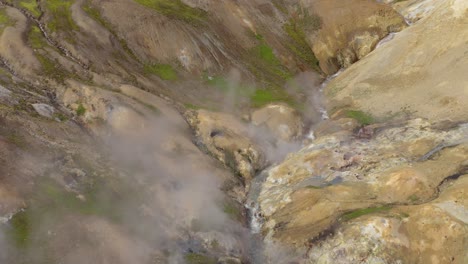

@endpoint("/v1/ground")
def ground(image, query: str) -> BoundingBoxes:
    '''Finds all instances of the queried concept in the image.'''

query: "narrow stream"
[243,67,346,264]
[375,32,397,48]
[243,18,411,259]
[245,65,346,229]
[318,69,344,119]
[0,56,18,77]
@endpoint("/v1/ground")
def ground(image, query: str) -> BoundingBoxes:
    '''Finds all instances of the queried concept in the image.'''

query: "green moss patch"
[185,253,217,264]
[203,73,296,109]
[4,156,150,261]
[254,43,279,65]
[250,43,291,80]
[36,178,134,223]
[250,89,288,107]
[35,53,75,83]
[222,201,241,220]
[204,74,254,95]
[6,132,27,149]
[305,185,322,189]
[346,110,375,125]
[40,176,140,221]
[184,103,201,110]
[283,20,320,71]
[76,103,86,116]
[19,0,41,17]
[6,176,140,249]
[272,0,288,14]
[81,1,106,26]
[341,206,392,221]
[45,0,78,32]
[399,212,410,218]
[408,195,419,202]
[245,36,294,104]
[144,63,177,80]
[28,25,47,49]
[7,209,59,262]
[54,112,68,121]
[0,8,10,23]
[9,210,31,247]
[26,13,82,83]
[133,0,207,24]
[35,54,54,75]
[204,74,230,91]
[0,7,15,35]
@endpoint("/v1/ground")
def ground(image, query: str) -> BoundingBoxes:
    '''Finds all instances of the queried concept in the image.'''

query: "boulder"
[251,103,304,142]
[185,109,267,185]
[349,31,382,60]
[31,103,55,119]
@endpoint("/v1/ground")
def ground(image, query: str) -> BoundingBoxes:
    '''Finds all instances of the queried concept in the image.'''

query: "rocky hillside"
[0,0,466,263]
[326,0,468,123]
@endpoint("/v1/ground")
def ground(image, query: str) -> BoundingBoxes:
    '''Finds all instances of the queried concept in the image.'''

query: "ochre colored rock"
[185,109,267,185]
[325,0,468,123]
[305,0,407,74]
[251,103,304,142]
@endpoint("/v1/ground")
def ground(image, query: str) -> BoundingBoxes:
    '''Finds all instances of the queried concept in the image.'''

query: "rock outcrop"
[392,0,444,23]
[186,109,267,185]
[306,0,407,74]
[325,0,468,123]
[253,118,468,262]
[251,103,304,142]
[307,175,468,264]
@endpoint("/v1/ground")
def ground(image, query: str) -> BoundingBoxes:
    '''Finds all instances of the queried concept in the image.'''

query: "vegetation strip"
[341,206,392,221]
[144,63,177,80]
[133,0,207,24]
[0,0,89,70]
[346,110,375,125]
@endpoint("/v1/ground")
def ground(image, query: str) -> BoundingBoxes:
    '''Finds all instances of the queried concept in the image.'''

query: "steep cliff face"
[305,0,407,74]
[325,0,468,123]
